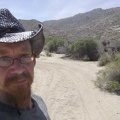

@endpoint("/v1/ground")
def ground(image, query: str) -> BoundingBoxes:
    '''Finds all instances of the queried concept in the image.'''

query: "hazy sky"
[1,0,120,22]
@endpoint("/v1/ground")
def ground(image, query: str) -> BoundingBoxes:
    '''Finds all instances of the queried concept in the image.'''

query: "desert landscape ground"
[32,53,120,120]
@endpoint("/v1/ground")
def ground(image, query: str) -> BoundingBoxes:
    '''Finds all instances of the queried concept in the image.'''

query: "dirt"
[32,53,120,120]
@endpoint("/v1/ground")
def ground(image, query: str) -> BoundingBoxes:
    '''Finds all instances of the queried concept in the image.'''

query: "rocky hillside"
[19,19,41,30]
[19,7,120,52]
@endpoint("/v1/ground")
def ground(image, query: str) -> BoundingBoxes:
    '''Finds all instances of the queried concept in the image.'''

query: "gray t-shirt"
[0,98,48,120]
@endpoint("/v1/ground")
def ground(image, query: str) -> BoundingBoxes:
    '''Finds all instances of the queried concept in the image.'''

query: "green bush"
[69,38,99,61]
[69,40,85,58]
[114,52,120,62]
[98,53,110,66]
[46,37,64,53]
[95,53,120,94]
[98,52,120,66]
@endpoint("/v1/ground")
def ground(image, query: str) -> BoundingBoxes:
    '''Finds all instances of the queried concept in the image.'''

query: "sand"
[32,53,120,120]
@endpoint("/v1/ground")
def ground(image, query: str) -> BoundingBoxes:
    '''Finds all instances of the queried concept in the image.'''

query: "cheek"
[0,69,7,88]
[0,63,35,87]
[26,63,35,78]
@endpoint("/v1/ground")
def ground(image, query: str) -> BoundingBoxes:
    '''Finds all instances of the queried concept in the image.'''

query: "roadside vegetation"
[96,40,120,94]
[45,36,120,94]
[45,37,99,61]
[95,53,120,94]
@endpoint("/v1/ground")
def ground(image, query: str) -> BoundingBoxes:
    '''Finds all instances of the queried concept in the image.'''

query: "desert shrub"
[85,39,99,60]
[98,52,120,66]
[114,52,120,62]
[69,38,99,61]
[95,53,120,94]
[98,53,110,66]
[69,40,85,58]
[45,51,52,57]
[46,36,64,53]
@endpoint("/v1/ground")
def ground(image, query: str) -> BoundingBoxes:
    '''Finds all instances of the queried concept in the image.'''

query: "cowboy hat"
[0,8,45,57]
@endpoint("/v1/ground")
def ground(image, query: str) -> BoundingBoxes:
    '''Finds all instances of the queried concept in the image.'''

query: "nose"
[9,59,26,74]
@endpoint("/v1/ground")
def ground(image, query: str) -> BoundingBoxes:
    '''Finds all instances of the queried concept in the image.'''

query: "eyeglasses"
[0,54,35,67]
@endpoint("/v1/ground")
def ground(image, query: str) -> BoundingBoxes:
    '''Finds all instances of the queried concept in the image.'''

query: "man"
[0,8,50,120]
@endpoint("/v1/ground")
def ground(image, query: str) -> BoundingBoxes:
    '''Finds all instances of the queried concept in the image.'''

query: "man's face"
[0,41,36,108]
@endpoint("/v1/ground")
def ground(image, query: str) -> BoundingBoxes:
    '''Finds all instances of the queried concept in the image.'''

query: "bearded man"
[0,8,50,120]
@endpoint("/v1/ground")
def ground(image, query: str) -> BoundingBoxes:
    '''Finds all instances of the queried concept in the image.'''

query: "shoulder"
[32,94,46,110]
[31,94,51,120]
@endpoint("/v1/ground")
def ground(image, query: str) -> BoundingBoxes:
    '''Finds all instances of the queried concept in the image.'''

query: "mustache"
[4,72,33,86]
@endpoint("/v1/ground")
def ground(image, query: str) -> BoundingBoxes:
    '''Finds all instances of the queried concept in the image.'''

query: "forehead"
[0,41,31,54]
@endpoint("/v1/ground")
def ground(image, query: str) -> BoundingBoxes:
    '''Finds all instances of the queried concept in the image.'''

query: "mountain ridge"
[19,7,120,53]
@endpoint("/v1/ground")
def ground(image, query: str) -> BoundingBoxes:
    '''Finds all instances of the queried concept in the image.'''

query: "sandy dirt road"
[32,54,120,120]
